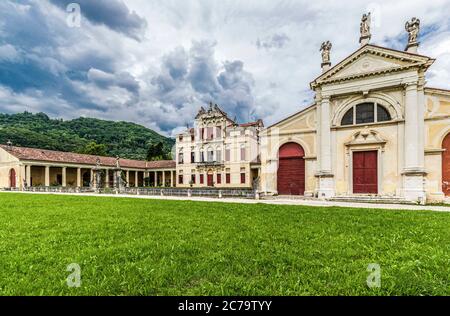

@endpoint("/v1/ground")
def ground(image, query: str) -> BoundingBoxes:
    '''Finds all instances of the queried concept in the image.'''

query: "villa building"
[175,103,263,189]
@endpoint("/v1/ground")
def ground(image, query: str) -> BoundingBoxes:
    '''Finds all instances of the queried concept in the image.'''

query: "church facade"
[258,16,450,203]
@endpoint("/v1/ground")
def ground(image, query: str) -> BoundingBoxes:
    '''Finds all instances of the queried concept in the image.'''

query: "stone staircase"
[327,195,416,205]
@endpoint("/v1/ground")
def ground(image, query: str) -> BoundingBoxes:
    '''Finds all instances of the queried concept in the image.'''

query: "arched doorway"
[9,169,16,188]
[443,133,450,196]
[277,143,305,195]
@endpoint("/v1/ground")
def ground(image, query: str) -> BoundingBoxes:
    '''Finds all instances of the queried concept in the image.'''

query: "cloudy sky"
[0,0,449,136]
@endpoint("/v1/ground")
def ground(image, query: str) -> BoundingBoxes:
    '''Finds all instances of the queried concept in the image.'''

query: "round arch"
[277,142,305,196]
[332,93,402,126]
[9,168,16,188]
[442,132,450,196]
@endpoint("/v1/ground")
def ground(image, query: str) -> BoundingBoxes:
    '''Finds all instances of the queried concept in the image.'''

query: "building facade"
[175,103,263,189]
[259,16,450,203]
[1,15,449,204]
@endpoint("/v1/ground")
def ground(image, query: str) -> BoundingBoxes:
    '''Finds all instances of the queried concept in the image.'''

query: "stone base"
[316,174,335,199]
[402,171,426,204]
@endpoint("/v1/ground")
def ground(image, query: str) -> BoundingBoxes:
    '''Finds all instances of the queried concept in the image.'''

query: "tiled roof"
[0,145,175,170]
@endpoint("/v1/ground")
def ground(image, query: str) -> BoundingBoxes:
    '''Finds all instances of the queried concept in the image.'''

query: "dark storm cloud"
[49,0,147,40]
[149,41,257,126]
[256,33,290,50]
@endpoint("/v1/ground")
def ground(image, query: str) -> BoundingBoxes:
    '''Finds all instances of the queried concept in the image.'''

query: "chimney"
[405,17,420,54]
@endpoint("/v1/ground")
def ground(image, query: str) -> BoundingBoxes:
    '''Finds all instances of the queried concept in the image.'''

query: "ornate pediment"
[345,128,387,148]
[311,44,434,88]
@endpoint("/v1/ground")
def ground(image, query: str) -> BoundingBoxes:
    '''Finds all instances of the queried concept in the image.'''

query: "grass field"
[0,193,449,296]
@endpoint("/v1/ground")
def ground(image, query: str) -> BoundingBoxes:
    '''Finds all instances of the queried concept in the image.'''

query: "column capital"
[404,81,418,90]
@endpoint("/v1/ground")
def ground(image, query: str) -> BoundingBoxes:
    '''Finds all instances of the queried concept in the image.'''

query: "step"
[328,196,414,205]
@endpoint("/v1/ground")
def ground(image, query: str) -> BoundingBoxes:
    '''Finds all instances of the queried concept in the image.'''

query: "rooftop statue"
[359,12,371,45]
[405,17,420,45]
[320,41,332,65]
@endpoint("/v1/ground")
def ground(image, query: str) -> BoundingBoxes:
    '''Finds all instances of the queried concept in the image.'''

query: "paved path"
[4,191,450,213]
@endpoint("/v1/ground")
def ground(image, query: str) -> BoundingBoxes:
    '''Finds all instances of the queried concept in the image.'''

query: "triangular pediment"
[265,104,316,132]
[311,44,434,87]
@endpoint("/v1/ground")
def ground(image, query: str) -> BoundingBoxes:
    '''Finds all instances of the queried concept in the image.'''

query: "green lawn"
[0,193,449,296]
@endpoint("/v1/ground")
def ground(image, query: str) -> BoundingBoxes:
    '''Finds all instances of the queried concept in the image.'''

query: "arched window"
[341,102,391,126]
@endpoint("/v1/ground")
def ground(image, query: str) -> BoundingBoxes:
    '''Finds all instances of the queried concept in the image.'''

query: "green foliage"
[146,141,170,161]
[0,112,175,160]
[0,193,449,295]
[80,141,108,157]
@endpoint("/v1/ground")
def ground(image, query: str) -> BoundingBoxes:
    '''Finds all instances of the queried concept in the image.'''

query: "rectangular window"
[226,173,231,184]
[200,174,204,184]
[191,174,196,184]
[178,153,184,164]
[240,147,246,161]
[191,152,195,163]
[179,136,183,142]
[217,174,222,184]
[207,127,214,140]
[240,173,246,184]
[216,127,222,138]
[225,149,231,162]
[201,128,205,140]
[178,175,183,185]
[200,152,205,162]
[356,103,374,124]
[208,151,214,162]
[216,150,222,162]
[191,134,195,142]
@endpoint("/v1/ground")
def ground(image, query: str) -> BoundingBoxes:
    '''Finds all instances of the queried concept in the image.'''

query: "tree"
[80,141,108,156]
[146,142,168,161]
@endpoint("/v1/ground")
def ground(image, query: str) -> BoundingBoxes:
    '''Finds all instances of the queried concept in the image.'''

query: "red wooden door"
[277,143,305,195]
[353,151,378,194]
[207,174,214,187]
[9,169,16,188]
[443,134,450,196]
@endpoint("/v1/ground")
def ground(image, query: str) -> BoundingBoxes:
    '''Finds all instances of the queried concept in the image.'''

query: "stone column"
[90,169,94,188]
[26,165,31,187]
[45,166,50,187]
[402,82,426,203]
[135,171,139,188]
[105,170,110,188]
[162,171,166,187]
[154,171,158,186]
[171,171,174,187]
[316,96,335,198]
[19,165,26,190]
[126,170,130,187]
[62,167,67,187]
[77,168,81,187]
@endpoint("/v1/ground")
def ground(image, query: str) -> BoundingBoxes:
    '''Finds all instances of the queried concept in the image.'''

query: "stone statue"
[115,156,120,169]
[320,41,332,65]
[405,17,420,45]
[360,12,372,40]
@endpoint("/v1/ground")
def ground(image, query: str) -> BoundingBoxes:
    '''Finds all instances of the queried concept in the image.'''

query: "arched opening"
[341,103,392,126]
[9,169,16,188]
[277,143,305,195]
[442,133,450,196]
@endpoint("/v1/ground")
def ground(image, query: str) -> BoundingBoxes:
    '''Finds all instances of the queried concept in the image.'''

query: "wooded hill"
[0,112,175,160]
